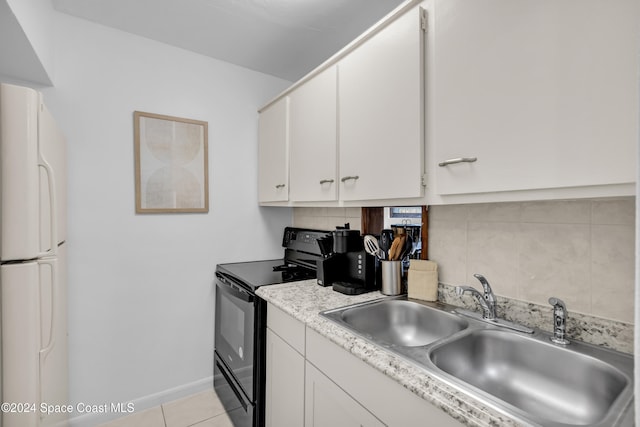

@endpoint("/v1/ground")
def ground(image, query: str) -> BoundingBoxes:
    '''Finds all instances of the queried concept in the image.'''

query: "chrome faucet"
[456,274,497,320]
[549,297,570,345]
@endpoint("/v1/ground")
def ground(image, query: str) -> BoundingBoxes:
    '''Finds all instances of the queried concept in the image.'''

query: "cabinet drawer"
[267,303,305,355]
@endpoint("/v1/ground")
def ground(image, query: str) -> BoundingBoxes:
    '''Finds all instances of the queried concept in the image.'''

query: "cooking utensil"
[399,235,413,260]
[379,229,393,260]
[364,235,384,259]
[388,234,406,261]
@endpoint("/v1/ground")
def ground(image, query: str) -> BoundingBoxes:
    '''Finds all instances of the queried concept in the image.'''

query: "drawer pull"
[319,179,335,185]
[275,184,286,189]
[340,175,359,183]
[438,157,478,167]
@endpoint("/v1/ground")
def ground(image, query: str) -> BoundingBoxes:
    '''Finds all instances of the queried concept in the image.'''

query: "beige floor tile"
[97,406,165,427]
[162,389,226,427]
[190,410,236,427]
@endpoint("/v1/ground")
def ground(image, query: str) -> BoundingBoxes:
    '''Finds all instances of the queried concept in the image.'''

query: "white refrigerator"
[0,83,68,427]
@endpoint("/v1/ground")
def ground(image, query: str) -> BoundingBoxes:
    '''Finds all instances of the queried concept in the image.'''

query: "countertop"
[256,279,525,427]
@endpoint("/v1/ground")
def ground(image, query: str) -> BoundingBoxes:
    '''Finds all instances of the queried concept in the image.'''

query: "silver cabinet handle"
[275,184,285,189]
[319,179,335,185]
[340,175,359,183]
[438,157,477,167]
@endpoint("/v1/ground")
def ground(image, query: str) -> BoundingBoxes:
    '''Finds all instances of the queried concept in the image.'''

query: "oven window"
[220,292,246,360]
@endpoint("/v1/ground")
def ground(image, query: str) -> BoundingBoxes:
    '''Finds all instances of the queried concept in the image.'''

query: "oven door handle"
[215,358,249,412]
[216,274,254,303]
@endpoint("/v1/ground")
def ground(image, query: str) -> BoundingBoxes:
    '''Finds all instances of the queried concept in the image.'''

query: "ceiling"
[51,0,407,82]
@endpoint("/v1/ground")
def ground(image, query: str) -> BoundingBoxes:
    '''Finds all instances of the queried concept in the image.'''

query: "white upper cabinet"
[258,97,289,203]
[432,0,639,196]
[289,66,338,202]
[338,5,426,201]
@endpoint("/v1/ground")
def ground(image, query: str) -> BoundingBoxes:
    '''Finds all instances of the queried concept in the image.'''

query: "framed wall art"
[134,111,209,213]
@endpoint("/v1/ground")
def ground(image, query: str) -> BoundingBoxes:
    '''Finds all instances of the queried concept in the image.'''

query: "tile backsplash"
[293,200,635,324]
[293,198,635,351]
[428,198,635,324]
[293,207,362,231]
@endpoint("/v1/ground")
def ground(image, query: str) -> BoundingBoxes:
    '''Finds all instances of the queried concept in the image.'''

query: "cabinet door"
[305,362,384,427]
[338,6,425,201]
[289,66,338,202]
[258,97,289,203]
[265,329,304,427]
[433,0,639,195]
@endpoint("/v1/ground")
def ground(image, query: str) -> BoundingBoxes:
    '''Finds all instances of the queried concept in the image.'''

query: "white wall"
[4,0,55,84]
[37,11,292,422]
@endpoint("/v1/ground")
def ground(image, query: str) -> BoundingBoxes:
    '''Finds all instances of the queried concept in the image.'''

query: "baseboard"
[68,376,214,427]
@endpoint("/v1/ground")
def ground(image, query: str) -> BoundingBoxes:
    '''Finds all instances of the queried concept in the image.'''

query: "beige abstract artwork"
[134,111,209,213]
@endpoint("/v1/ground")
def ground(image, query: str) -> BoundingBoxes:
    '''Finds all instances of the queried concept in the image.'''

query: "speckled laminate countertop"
[256,279,527,427]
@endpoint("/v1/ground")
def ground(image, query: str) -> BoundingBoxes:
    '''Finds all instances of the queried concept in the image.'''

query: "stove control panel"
[282,227,331,256]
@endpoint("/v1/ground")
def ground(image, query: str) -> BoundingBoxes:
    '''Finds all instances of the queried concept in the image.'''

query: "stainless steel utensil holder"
[381,261,403,295]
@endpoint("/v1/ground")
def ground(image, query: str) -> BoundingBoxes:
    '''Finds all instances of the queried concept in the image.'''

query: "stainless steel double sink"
[320,297,634,427]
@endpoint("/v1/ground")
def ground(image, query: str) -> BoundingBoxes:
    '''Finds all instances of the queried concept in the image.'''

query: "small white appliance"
[0,83,68,427]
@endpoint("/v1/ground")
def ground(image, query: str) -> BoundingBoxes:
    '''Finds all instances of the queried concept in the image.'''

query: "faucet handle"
[473,273,489,286]
[548,297,570,345]
[473,273,496,303]
[548,297,566,311]
[473,273,492,292]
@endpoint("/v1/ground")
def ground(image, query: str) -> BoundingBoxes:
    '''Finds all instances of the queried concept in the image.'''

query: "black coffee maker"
[316,226,378,295]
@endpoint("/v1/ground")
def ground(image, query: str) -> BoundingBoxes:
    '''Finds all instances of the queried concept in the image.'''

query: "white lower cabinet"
[305,362,384,427]
[306,329,464,427]
[265,303,305,427]
[265,329,305,427]
[265,303,464,427]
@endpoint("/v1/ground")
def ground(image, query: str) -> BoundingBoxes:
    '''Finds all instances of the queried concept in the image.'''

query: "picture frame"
[134,111,209,213]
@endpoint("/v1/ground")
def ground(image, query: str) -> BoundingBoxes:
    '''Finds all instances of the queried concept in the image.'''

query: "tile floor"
[98,389,238,427]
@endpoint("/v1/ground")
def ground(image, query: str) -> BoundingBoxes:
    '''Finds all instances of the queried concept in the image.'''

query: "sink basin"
[429,329,632,426]
[323,299,468,347]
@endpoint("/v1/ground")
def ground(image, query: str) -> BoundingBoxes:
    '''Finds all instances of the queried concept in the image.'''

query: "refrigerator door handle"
[39,258,56,359]
[37,153,58,257]
[38,258,57,420]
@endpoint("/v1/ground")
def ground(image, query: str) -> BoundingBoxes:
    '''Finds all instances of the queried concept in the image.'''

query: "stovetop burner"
[273,263,316,282]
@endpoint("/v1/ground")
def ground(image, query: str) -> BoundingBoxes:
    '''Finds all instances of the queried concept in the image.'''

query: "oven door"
[214,272,256,401]
[214,352,254,427]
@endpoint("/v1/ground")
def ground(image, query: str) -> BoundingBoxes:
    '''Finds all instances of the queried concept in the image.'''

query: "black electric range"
[215,259,316,291]
[213,227,331,427]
